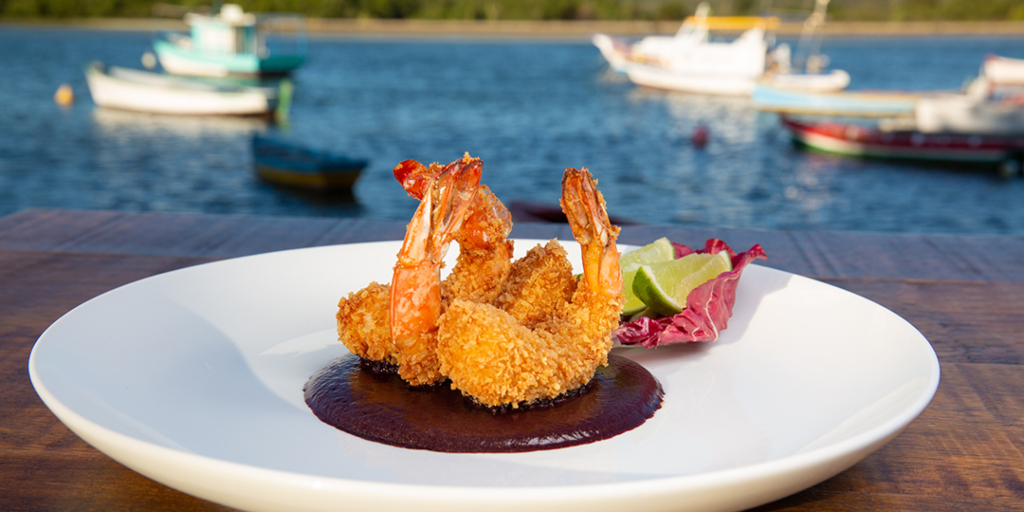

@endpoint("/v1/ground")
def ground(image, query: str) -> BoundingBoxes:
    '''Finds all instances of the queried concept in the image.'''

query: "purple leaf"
[615,240,767,348]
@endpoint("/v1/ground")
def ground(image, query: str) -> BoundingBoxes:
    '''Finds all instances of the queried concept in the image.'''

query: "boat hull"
[85,63,276,116]
[255,165,361,190]
[252,135,367,191]
[625,61,758,96]
[781,116,1024,165]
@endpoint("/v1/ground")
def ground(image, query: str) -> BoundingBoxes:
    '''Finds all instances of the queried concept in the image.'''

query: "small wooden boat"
[85,62,278,116]
[153,3,306,77]
[753,83,922,116]
[780,115,1024,171]
[252,135,367,191]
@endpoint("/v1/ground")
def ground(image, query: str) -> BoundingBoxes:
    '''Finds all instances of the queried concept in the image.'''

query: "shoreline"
[4,17,1024,39]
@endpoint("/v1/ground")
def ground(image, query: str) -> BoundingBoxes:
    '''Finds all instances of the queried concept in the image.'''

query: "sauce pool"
[304,354,663,453]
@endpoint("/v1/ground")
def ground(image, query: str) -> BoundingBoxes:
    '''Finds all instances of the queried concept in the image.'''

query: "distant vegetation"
[3,0,1024,21]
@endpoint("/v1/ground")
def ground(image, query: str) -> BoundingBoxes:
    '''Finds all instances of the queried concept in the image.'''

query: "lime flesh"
[632,250,733,317]
[620,237,676,316]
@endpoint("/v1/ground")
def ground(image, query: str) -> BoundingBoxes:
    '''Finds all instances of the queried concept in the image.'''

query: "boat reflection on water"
[88,108,364,214]
[91,107,272,138]
[630,88,759,145]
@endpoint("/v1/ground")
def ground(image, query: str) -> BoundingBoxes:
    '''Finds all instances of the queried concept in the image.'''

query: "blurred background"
[3,0,1024,234]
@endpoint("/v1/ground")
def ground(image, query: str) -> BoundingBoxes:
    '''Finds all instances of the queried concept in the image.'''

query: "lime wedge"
[620,237,676,316]
[632,250,733,316]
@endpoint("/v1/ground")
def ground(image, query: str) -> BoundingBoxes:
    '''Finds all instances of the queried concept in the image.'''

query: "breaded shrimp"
[336,281,394,364]
[389,156,482,385]
[435,168,624,408]
[338,155,513,383]
[492,240,577,329]
[395,156,514,305]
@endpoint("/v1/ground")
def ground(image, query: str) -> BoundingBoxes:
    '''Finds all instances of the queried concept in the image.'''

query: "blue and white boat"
[153,4,306,78]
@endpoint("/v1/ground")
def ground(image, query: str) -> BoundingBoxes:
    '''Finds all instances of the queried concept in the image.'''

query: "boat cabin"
[185,4,259,56]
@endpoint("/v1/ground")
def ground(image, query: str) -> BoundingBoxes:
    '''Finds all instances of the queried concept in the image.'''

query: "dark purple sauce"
[303,354,663,453]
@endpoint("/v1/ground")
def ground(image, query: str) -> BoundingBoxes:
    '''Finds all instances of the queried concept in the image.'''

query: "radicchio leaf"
[614,239,767,348]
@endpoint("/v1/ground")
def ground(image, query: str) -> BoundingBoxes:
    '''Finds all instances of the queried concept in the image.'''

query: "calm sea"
[3,26,1024,235]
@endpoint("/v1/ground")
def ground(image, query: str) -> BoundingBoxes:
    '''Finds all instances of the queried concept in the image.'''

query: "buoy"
[141,51,157,70]
[54,84,74,106]
[692,125,709,148]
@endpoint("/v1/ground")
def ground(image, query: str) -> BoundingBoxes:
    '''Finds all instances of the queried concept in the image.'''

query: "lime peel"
[620,237,676,316]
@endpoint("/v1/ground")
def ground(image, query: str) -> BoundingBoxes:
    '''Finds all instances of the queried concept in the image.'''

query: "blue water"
[3,27,1024,234]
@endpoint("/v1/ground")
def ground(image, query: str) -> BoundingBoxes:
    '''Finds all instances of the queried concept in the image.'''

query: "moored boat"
[780,115,1024,172]
[592,3,780,74]
[252,134,368,191]
[596,0,847,96]
[153,3,306,78]
[85,62,279,116]
[915,77,1024,136]
[594,3,783,96]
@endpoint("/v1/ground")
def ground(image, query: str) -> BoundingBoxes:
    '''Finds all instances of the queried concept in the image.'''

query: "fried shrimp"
[394,156,514,305]
[435,168,624,408]
[336,281,394,364]
[338,155,516,386]
[389,156,482,385]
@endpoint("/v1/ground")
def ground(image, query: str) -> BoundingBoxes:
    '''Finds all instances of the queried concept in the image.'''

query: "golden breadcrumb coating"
[493,240,577,328]
[442,240,514,306]
[336,282,395,364]
[435,240,624,408]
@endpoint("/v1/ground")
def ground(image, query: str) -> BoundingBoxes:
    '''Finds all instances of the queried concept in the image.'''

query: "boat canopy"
[682,15,781,32]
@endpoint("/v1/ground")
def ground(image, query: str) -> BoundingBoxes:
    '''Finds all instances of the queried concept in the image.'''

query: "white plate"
[29,239,940,512]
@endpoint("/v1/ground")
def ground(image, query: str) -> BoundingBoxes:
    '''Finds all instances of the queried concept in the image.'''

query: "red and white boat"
[780,115,1024,171]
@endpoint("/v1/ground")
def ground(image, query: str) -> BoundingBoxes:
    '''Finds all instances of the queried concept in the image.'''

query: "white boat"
[915,80,1024,135]
[982,54,1024,86]
[621,24,771,96]
[592,3,745,74]
[594,4,781,96]
[594,0,847,96]
[85,62,279,116]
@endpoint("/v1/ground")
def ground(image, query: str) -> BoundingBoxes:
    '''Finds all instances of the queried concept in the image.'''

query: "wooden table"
[2,208,1022,511]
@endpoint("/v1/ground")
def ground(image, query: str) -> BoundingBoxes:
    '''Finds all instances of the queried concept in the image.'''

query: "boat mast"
[794,0,830,73]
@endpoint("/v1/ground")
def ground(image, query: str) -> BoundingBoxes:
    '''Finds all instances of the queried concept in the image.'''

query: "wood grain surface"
[2,208,1021,512]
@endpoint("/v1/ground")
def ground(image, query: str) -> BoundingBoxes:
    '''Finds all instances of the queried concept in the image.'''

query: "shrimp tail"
[390,156,482,384]
[560,168,622,297]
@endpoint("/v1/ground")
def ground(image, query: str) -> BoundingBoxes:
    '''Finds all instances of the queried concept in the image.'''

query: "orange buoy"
[54,84,74,106]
